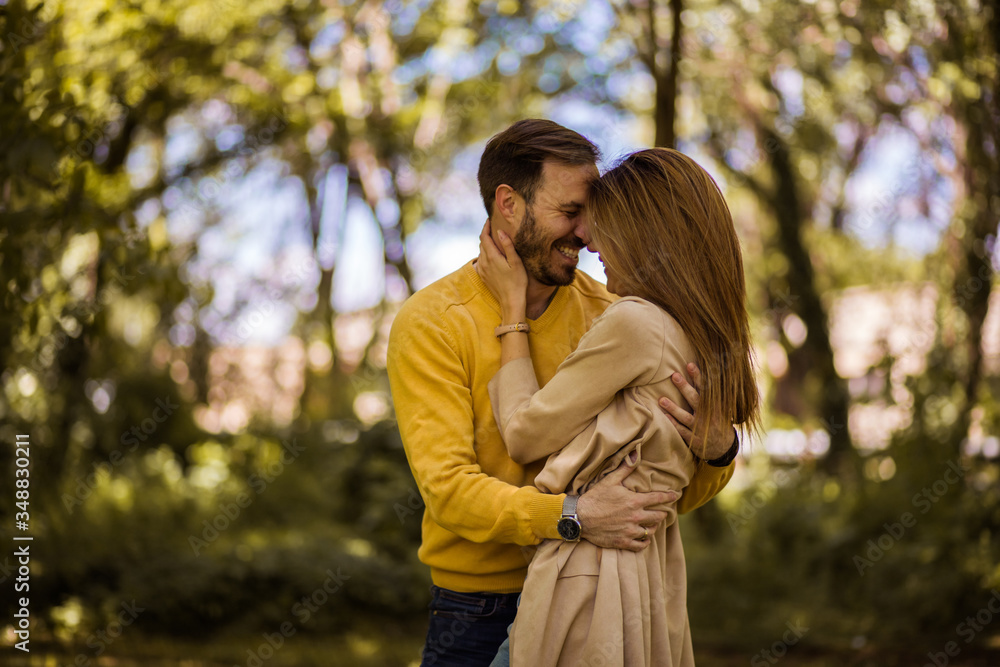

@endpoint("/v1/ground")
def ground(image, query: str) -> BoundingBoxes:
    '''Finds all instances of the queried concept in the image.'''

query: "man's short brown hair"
[477,119,601,216]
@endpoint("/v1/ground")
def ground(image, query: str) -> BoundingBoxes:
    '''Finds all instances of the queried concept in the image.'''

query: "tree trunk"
[760,126,855,476]
[297,170,353,424]
[941,0,999,445]
[653,0,683,148]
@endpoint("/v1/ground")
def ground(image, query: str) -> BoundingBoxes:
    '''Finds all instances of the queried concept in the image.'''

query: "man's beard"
[513,206,577,287]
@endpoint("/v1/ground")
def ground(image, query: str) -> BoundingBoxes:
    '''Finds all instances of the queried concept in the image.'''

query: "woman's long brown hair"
[588,148,761,451]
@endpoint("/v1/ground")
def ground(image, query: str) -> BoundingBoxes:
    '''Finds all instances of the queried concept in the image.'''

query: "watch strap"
[706,429,740,467]
[495,322,530,338]
[561,494,578,517]
[558,495,581,542]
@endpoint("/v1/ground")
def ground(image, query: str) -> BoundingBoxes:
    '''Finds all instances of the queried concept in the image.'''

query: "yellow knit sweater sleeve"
[387,296,563,548]
[677,460,735,514]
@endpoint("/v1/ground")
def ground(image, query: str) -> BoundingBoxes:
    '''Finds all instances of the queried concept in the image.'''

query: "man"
[387,119,740,666]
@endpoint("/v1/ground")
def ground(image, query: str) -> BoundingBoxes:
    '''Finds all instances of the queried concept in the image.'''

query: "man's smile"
[554,244,580,261]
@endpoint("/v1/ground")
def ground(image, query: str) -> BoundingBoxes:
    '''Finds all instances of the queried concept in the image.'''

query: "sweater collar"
[464,260,569,333]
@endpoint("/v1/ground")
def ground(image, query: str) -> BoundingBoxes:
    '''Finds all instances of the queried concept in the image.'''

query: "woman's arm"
[490,299,662,464]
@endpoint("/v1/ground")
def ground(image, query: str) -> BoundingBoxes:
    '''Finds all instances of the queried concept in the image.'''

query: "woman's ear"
[494,184,520,225]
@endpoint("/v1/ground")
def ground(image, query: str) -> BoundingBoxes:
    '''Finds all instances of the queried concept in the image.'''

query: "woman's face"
[587,232,625,296]
[600,253,623,295]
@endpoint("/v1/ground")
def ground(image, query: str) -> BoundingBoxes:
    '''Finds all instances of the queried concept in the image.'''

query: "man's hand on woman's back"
[576,459,677,552]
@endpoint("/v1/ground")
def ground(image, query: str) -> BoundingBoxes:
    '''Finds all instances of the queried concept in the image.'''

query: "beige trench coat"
[489,296,701,667]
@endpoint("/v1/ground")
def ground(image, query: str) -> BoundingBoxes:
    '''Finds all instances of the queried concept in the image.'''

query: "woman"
[477,148,760,667]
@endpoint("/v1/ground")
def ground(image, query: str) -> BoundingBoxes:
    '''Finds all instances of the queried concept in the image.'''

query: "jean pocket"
[429,587,499,620]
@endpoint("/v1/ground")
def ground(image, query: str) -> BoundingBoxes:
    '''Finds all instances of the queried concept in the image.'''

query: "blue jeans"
[420,586,519,666]
[488,627,512,667]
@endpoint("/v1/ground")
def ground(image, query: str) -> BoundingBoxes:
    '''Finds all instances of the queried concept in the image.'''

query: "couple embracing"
[387,119,760,667]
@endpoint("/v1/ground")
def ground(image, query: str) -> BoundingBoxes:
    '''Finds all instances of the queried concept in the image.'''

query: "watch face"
[557,517,581,541]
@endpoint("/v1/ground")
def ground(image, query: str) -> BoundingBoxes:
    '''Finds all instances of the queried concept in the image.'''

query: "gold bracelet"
[494,322,530,338]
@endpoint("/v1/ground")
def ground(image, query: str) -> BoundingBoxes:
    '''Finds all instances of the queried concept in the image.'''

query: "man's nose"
[574,216,592,248]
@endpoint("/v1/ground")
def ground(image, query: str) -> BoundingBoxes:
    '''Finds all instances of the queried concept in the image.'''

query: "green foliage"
[1,0,997,662]
[685,365,1000,650]
[37,422,427,642]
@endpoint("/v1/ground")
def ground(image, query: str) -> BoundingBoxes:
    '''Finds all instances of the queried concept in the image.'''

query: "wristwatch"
[557,495,581,542]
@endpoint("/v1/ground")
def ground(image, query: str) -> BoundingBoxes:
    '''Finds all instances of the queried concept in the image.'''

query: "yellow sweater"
[387,261,734,594]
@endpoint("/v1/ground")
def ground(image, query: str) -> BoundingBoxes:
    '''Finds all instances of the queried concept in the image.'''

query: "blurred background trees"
[1,0,997,664]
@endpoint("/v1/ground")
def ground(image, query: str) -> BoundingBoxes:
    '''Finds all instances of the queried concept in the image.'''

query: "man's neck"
[525,280,558,320]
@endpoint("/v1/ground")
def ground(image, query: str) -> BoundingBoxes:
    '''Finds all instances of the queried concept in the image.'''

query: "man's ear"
[494,185,520,225]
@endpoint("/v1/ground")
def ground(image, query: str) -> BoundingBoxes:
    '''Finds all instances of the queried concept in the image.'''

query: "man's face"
[512,161,599,287]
